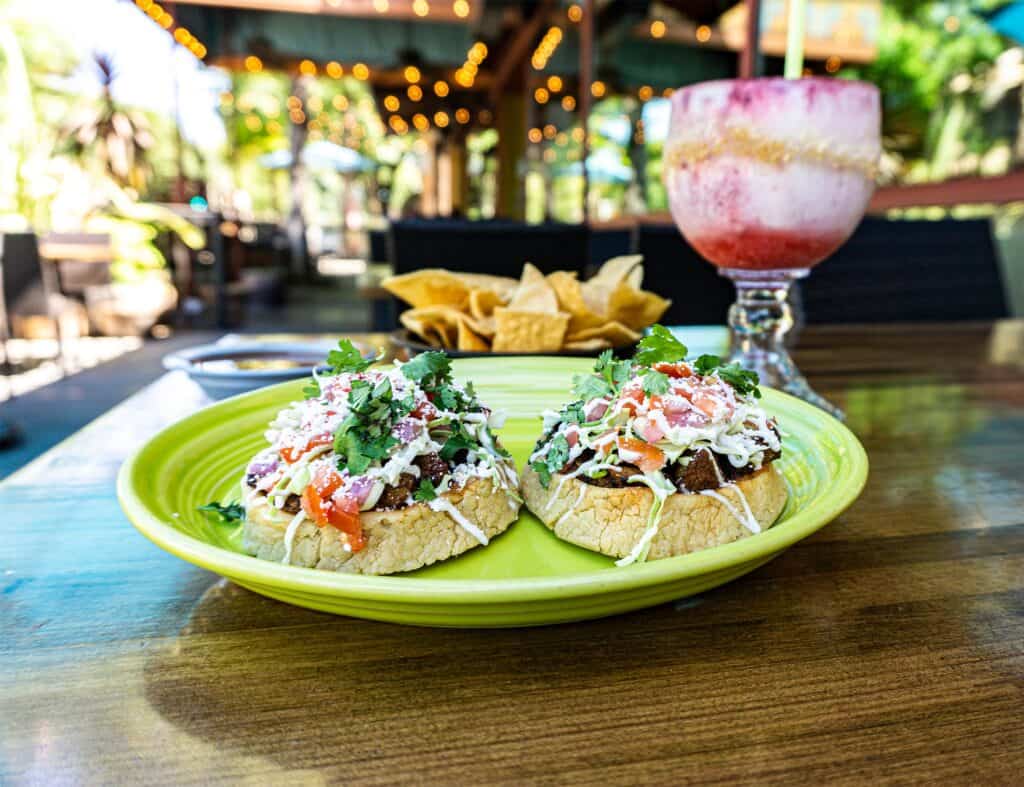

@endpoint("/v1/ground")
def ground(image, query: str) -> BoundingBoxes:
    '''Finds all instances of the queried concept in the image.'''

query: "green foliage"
[845,1,1016,180]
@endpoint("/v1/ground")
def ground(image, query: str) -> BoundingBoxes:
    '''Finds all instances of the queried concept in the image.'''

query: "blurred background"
[0,0,1020,471]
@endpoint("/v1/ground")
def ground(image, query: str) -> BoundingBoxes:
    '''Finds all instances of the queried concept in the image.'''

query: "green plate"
[117,357,867,627]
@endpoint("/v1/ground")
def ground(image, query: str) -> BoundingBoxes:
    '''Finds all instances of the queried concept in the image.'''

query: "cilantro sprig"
[530,434,572,488]
[305,339,377,398]
[413,479,438,502]
[694,354,761,398]
[572,349,635,401]
[333,376,415,474]
[198,502,245,523]
[634,325,688,367]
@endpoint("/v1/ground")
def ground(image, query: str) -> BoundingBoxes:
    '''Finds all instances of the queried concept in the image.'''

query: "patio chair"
[801,217,1009,323]
[0,232,86,371]
[631,224,735,326]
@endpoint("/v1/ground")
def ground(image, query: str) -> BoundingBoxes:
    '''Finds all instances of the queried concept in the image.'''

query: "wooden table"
[2,323,1023,784]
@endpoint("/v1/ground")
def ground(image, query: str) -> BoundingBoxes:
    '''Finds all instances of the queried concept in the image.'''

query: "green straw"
[783,0,808,79]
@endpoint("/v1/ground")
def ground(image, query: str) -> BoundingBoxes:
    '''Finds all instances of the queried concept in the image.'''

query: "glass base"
[719,267,843,420]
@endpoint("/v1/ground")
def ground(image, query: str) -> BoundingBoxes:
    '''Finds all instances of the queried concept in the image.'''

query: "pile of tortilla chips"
[383,256,671,353]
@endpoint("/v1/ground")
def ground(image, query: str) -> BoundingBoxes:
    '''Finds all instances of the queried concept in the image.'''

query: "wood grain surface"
[1,324,1023,785]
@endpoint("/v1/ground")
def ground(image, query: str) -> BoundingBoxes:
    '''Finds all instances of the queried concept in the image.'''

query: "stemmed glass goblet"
[664,78,881,419]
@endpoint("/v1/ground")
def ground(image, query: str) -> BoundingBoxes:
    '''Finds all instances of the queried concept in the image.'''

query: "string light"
[534,87,550,104]
[561,95,576,111]
[454,41,488,87]
[137,2,206,61]
[434,80,450,97]
[332,94,349,110]
[543,124,556,139]
[290,109,307,124]
[531,26,562,70]
[571,127,584,143]
[662,87,674,98]
[547,75,563,93]
[468,42,487,63]
[412,0,429,17]
[567,4,582,23]
[650,20,666,39]
[434,111,449,128]
[286,95,301,109]
[455,108,470,124]
[326,61,343,79]
[412,113,429,131]
[528,127,542,143]
[244,55,262,72]
[389,115,408,134]
[299,59,317,76]
[555,131,568,145]
[696,25,711,43]
[826,55,842,73]
[543,148,556,163]
[384,95,400,112]
[590,80,606,98]
[307,95,323,112]
[638,85,653,101]
[453,0,470,18]
[404,65,421,83]
[352,62,369,80]
[373,0,389,11]
[407,84,423,101]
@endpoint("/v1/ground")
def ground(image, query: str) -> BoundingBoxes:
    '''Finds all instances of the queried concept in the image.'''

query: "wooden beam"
[579,0,594,223]
[488,0,554,105]
[739,0,762,78]
[176,0,483,22]
[868,172,1024,211]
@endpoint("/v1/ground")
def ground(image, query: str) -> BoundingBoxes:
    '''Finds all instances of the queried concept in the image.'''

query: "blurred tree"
[846,1,1017,182]
[58,54,155,193]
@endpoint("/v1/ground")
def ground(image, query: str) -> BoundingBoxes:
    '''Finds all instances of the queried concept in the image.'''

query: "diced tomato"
[617,436,666,473]
[301,484,327,524]
[692,393,720,417]
[634,416,665,444]
[311,465,343,497]
[618,386,646,415]
[326,494,365,552]
[654,362,691,378]
[301,485,365,552]
[281,433,332,464]
[412,399,439,421]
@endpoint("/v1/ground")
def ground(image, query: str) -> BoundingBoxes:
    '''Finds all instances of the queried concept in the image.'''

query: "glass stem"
[721,268,843,420]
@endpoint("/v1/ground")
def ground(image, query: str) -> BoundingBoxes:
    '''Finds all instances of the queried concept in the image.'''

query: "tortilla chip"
[383,269,470,309]
[564,338,613,352]
[591,255,644,288]
[454,273,519,299]
[492,307,569,352]
[626,263,644,290]
[468,288,503,321]
[547,271,606,334]
[457,318,491,351]
[608,284,672,332]
[567,320,642,348]
[400,306,464,349]
[508,263,559,313]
